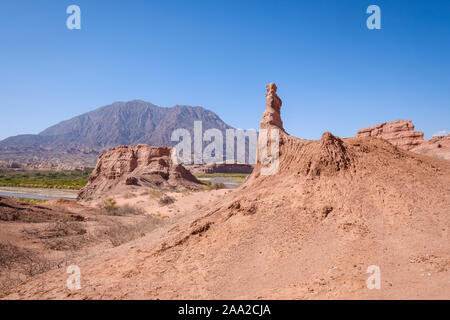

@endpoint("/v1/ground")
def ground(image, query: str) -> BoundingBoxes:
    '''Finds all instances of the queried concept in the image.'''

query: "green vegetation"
[11,197,47,204]
[103,197,118,212]
[209,182,226,190]
[198,179,227,190]
[194,173,249,184]
[200,180,211,188]
[0,170,91,190]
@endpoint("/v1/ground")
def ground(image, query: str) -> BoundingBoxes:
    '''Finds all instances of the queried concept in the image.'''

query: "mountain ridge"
[0,100,234,168]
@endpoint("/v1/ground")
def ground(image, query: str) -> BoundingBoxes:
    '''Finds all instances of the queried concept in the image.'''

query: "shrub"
[148,189,162,199]
[201,180,211,188]
[103,197,118,212]
[0,241,54,295]
[0,242,28,269]
[210,182,226,190]
[23,221,86,241]
[103,215,165,247]
[181,189,192,196]
[158,195,175,206]
[106,204,145,216]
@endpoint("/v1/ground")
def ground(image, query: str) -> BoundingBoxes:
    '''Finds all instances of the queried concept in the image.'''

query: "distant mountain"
[0,100,234,169]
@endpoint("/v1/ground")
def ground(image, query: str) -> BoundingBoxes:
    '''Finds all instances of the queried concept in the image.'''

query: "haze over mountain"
[0,100,233,169]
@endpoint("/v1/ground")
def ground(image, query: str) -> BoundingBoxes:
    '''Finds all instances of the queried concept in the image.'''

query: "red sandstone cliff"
[356,120,424,151]
[356,120,450,160]
[77,145,201,201]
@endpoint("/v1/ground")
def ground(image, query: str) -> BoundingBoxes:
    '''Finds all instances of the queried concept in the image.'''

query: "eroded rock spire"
[260,82,283,130]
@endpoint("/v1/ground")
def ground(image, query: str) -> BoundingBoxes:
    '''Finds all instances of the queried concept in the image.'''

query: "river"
[0,186,78,200]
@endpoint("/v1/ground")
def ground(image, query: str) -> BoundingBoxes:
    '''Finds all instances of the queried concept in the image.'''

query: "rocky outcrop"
[410,134,450,160]
[0,196,84,222]
[77,145,202,201]
[356,120,424,151]
[356,120,450,160]
[260,82,283,130]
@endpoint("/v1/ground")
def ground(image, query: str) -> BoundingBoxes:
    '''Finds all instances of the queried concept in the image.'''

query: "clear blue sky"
[0,0,449,140]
